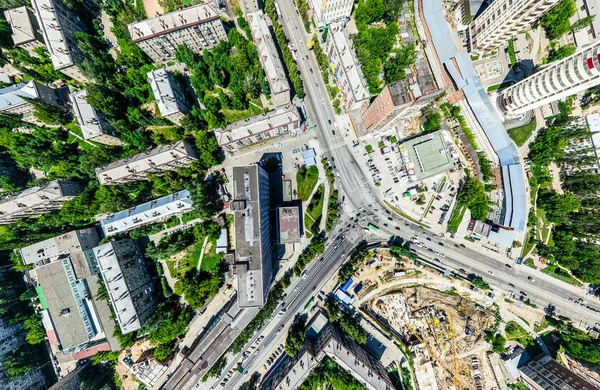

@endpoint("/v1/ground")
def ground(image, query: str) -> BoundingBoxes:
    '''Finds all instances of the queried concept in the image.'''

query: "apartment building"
[308,0,354,25]
[100,190,193,236]
[31,0,88,82]
[326,22,370,111]
[4,6,44,53]
[147,68,191,125]
[499,41,600,116]
[95,140,199,185]
[248,11,291,107]
[93,240,157,334]
[519,355,598,390]
[0,80,60,119]
[231,165,272,308]
[215,106,301,153]
[361,77,441,133]
[0,180,83,224]
[261,311,394,390]
[21,229,119,356]
[71,90,122,146]
[128,3,227,63]
[48,362,88,390]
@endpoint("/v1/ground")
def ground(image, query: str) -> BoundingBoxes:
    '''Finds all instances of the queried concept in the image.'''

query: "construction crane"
[403,320,468,390]
[449,311,460,390]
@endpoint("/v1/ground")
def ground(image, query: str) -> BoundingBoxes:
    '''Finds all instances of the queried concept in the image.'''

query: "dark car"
[310,68,313,73]
[426,237,432,241]
[395,226,401,230]
[332,129,335,135]
[387,217,393,221]
[328,119,332,124]
[508,282,515,287]
[438,242,444,246]
[505,263,512,268]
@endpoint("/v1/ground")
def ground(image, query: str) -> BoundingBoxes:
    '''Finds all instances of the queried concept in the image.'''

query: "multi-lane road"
[197,4,600,389]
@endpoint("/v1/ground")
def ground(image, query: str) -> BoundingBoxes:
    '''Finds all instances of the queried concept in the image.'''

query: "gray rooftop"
[422,0,527,232]
[30,0,77,71]
[71,90,116,142]
[128,2,220,42]
[215,106,301,147]
[0,81,41,111]
[400,131,454,180]
[19,228,100,272]
[388,79,414,106]
[95,140,198,185]
[4,7,37,46]
[147,68,186,117]
[276,206,300,244]
[100,190,193,236]
[248,11,290,97]
[232,165,269,308]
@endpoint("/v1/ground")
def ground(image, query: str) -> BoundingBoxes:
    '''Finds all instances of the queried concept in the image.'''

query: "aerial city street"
[0,0,599,388]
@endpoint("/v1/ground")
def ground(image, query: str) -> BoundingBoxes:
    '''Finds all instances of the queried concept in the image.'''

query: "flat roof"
[328,22,370,105]
[95,140,197,185]
[487,227,515,248]
[100,190,193,236]
[4,7,36,46]
[147,68,187,117]
[248,11,290,96]
[277,206,300,243]
[401,131,454,180]
[0,81,40,111]
[128,2,220,42]
[232,165,269,308]
[36,261,96,349]
[215,106,300,147]
[31,0,76,70]
[94,242,144,334]
[71,90,116,141]
[0,180,74,219]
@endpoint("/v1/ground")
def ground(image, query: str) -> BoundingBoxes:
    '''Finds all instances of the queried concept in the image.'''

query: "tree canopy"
[540,0,577,39]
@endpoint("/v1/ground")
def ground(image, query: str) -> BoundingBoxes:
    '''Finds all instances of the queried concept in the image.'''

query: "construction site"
[366,287,501,390]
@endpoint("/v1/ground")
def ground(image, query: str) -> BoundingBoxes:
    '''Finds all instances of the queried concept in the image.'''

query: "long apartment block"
[248,11,291,107]
[326,22,370,111]
[0,80,60,120]
[128,2,227,63]
[0,180,83,224]
[4,6,44,54]
[215,106,301,153]
[499,41,600,116]
[94,140,199,185]
[31,0,89,82]
[471,0,559,52]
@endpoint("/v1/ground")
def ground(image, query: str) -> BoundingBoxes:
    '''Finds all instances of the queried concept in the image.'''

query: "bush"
[154,341,174,361]
[540,0,577,39]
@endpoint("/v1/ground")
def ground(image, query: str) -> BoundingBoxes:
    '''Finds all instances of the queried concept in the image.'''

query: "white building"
[3,7,44,54]
[94,240,157,334]
[71,90,122,146]
[248,11,291,107]
[499,41,600,116]
[215,106,301,153]
[0,180,83,224]
[239,0,259,14]
[100,190,193,236]
[147,68,191,125]
[0,81,59,119]
[128,3,228,63]
[326,22,370,111]
[471,0,559,52]
[308,0,354,25]
[31,0,88,82]
[95,140,199,185]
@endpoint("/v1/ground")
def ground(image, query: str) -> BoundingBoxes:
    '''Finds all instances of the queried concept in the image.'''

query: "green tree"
[1,344,38,379]
[546,43,576,63]
[571,15,595,32]
[383,44,417,83]
[154,341,174,361]
[28,99,70,125]
[423,110,441,132]
[143,304,192,345]
[540,0,577,39]
[178,267,224,309]
[458,175,490,220]
[537,189,580,224]
[23,313,46,344]
[285,319,307,357]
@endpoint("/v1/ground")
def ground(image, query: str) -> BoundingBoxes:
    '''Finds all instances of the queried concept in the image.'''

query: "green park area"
[297,166,320,201]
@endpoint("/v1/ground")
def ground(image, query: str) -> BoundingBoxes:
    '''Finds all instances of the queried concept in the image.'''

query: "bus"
[303,297,315,313]
[368,223,380,232]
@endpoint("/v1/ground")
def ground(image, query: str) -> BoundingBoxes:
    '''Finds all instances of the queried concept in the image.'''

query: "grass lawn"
[222,102,263,123]
[199,238,224,271]
[508,118,536,147]
[147,125,182,142]
[64,122,97,151]
[508,39,517,65]
[505,321,529,341]
[487,81,515,92]
[384,201,430,228]
[524,258,536,269]
[447,205,466,233]
[297,166,319,201]
[305,184,325,235]
[541,264,582,286]
[534,317,549,333]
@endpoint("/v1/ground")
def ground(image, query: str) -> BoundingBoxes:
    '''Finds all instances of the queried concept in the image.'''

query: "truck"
[367,223,380,232]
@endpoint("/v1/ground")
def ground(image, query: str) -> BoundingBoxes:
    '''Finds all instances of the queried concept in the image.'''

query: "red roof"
[46,330,59,345]
[70,343,111,360]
